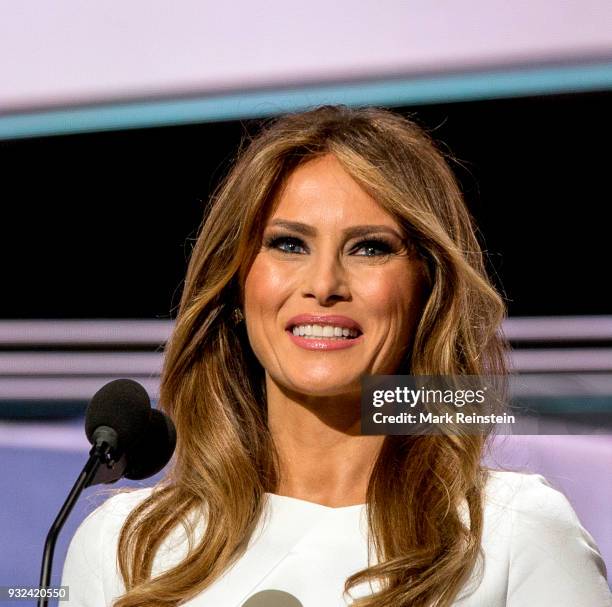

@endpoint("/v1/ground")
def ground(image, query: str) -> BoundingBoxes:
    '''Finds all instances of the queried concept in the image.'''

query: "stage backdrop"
[1,1,612,112]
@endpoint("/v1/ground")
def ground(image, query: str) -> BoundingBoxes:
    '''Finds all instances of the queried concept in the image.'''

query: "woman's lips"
[286,330,364,350]
[285,314,362,332]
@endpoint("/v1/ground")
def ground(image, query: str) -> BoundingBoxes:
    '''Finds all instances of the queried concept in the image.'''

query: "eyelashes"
[262,234,397,257]
[264,236,306,255]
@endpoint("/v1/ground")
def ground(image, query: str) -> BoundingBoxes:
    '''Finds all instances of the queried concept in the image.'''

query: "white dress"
[61,470,612,606]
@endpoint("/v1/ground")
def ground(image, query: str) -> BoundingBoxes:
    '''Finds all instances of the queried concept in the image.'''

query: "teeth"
[290,324,359,338]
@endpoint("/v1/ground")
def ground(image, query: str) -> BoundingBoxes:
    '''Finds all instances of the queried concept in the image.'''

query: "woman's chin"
[283,375,362,399]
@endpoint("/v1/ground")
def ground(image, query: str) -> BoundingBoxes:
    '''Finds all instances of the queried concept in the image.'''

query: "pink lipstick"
[285,314,363,351]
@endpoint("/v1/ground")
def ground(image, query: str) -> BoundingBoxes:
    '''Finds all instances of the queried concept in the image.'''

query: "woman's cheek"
[354,268,404,309]
[246,257,292,304]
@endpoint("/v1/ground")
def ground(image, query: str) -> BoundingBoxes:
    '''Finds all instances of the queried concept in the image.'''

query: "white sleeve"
[506,474,612,606]
[60,497,115,607]
[61,489,151,606]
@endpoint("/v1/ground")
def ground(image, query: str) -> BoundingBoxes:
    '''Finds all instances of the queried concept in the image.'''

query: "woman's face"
[244,154,426,399]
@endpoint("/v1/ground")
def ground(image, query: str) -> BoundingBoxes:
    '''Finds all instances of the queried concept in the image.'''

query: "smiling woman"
[245,155,426,395]
[61,106,612,607]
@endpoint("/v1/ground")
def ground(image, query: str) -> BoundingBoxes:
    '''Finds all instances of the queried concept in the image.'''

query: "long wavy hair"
[113,105,507,607]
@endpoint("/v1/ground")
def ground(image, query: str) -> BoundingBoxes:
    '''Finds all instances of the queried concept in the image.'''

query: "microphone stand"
[37,437,126,607]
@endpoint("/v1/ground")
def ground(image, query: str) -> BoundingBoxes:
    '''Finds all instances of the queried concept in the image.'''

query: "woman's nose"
[300,252,350,305]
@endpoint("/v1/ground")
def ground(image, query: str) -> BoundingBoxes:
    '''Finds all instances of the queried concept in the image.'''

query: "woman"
[62,105,611,606]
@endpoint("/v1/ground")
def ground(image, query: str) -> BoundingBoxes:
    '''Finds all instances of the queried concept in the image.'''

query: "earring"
[232,307,244,325]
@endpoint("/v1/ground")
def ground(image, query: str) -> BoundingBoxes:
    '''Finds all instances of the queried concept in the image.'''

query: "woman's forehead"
[267,155,400,230]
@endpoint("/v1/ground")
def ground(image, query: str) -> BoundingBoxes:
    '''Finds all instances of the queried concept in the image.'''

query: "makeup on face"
[243,154,425,398]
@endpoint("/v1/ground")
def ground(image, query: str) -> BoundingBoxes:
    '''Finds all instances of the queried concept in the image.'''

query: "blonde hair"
[114,105,507,607]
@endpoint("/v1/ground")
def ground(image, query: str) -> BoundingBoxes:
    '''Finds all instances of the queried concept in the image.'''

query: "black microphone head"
[85,379,152,452]
[124,408,177,480]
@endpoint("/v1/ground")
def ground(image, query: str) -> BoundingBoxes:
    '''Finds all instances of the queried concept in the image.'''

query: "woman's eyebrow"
[267,219,403,240]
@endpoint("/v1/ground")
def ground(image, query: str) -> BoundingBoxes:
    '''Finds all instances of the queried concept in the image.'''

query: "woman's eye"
[264,235,394,257]
[352,239,393,257]
[266,236,307,254]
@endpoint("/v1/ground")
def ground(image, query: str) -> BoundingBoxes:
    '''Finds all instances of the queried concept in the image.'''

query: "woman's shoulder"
[479,470,611,605]
[483,469,602,534]
[481,469,602,556]
[484,468,575,511]
[60,487,155,605]
[77,486,155,538]
[65,486,154,543]
[95,487,155,517]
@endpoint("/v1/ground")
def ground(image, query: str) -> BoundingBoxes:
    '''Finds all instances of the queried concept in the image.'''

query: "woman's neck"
[266,378,384,508]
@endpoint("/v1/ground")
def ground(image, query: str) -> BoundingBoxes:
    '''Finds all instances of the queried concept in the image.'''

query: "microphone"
[124,408,177,480]
[84,378,153,485]
[241,590,304,606]
[85,378,151,452]
[37,379,176,606]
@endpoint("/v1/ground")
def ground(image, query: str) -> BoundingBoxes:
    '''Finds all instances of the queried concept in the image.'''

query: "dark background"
[1,91,609,319]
